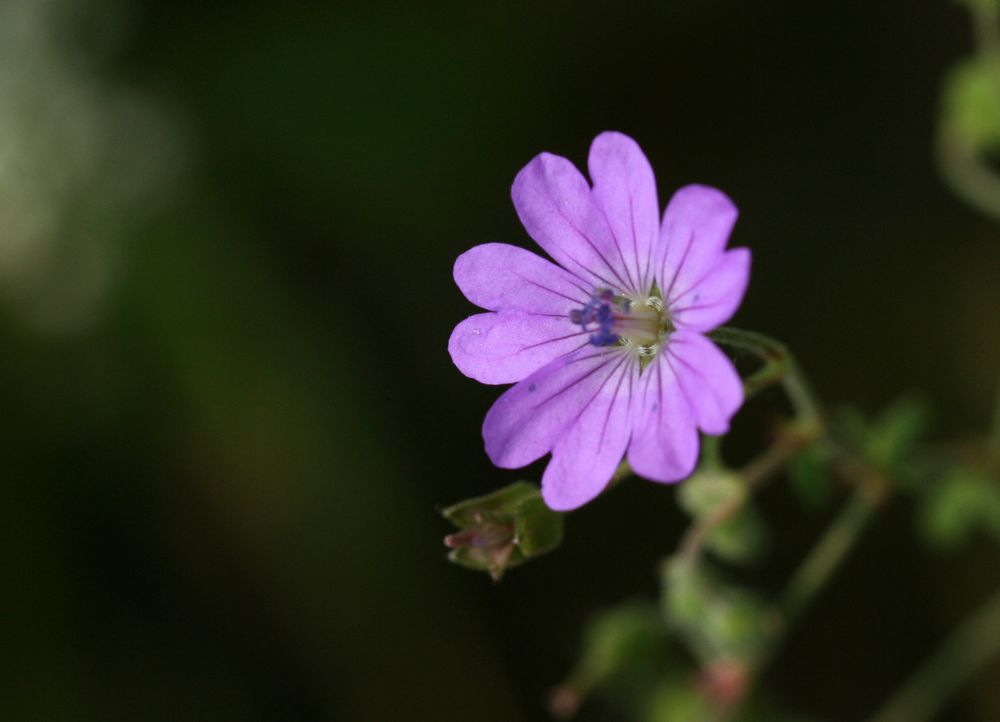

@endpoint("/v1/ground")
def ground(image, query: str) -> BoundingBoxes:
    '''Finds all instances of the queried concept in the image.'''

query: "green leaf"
[644,681,714,722]
[788,443,833,508]
[441,481,563,580]
[661,558,774,663]
[553,601,671,718]
[834,397,931,492]
[942,57,1000,153]
[919,471,1000,550]
[867,396,928,476]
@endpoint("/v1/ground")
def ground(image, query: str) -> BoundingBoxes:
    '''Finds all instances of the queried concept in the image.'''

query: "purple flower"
[449,132,750,511]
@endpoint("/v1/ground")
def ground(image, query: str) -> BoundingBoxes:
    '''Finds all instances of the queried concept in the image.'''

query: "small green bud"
[677,468,745,518]
[442,481,563,580]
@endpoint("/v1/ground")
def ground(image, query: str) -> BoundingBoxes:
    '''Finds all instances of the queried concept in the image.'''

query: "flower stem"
[868,582,1000,722]
[677,439,797,564]
[780,489,879,624]
[676,329,826,565]
[990,371,1000,457]
[710,326,823,430]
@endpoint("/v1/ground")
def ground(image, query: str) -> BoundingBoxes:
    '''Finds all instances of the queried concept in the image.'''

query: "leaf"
[788,443,833,508]
[919,471,1000,550]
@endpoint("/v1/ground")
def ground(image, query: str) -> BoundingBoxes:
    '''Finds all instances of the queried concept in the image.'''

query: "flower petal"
[511,152,635,295]
[656,184,739,305]
[541,359,637,511]
[666,330,743,435]
[627,355,700,483]
[587,132,659,294]
[453,242,590,315]
[449,312,587,385]
[671,248,751,332]
[483,346,629,469]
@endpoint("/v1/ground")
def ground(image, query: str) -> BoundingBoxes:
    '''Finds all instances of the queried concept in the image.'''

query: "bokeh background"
[3,0,1000,720]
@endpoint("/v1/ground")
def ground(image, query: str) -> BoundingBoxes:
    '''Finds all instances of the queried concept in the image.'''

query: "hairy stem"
[710,326,823,430]
[780,489,879,623]
[868,583,1000,722]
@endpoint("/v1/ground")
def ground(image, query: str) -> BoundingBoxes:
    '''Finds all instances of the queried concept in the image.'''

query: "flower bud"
[442,481,563,580]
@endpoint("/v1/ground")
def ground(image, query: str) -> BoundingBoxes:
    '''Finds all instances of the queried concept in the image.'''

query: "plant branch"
[868,582,1000,722]
[780,488,879,624]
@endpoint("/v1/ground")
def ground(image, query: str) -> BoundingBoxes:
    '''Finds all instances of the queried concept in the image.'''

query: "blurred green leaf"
[943,57,1000,153]
[835,397,930,492]
[868,397,929,476]
[919,471,1000,550]
[552,601,671,719]
[788,443,833,508]
[442,481,563,580]
[707,508,769,565]
[678,469,767,564]
[662,558,774,664]
[678,468,745,518]
[643,681,713,722]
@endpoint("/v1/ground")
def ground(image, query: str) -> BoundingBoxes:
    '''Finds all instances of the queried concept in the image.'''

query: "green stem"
[868,583,1000,722]
[710,326,823,430]
[676,329,826,565]
[990,371,1000,458]
[780,490,879,623]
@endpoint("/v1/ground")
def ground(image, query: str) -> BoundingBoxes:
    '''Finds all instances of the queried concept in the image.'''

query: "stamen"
[570,289,672,351]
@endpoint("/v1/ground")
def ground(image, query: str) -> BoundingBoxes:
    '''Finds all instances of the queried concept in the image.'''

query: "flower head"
[449,132,750,511]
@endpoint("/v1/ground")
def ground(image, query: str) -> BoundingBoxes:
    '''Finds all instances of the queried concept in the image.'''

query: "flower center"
[570,288,673,353]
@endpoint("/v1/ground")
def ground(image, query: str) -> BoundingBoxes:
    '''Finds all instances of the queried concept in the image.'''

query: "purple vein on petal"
[661,229,696,305]
[598,202,639,295]
[516,274,590,305]
[518,334,591,354]
[664,352,699,423]
[597,358,633,448]
[666,340,735,428]
[553,203,634,294]
[560,352,631,439]
[666,256,725,307]
[628,194,647,294]
[526,349,625,414]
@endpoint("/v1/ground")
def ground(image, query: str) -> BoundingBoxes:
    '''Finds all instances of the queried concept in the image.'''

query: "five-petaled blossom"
[448,132,750,511]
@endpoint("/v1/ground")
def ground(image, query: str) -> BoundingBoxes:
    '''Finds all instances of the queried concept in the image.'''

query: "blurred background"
[2,0,999,719]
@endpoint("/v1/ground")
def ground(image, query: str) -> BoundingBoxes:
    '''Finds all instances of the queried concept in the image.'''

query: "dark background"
[3,0,1000,720]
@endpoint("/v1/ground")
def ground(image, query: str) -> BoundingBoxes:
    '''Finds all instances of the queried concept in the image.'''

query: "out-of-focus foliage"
[836,397,931,491]
[2,0,998,720]
[0,0,181,332]
[788,443,834,508]
[662,559,774,666]
[943,58,1000,154]
[920,470,1000,550]
[679,469,768,564]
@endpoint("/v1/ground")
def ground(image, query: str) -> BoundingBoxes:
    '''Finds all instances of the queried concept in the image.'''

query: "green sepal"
[442,481,563,580]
